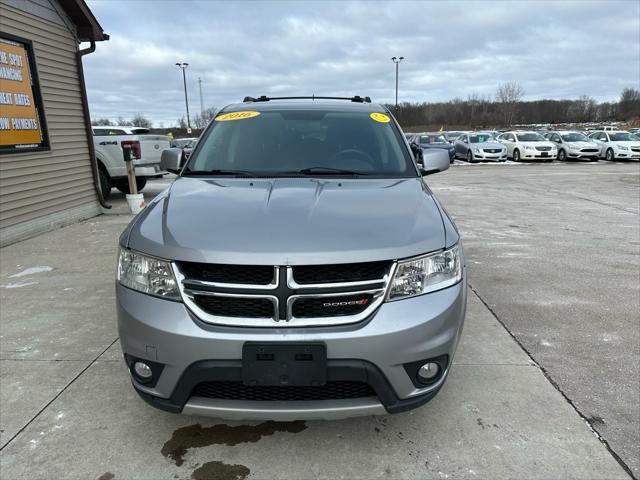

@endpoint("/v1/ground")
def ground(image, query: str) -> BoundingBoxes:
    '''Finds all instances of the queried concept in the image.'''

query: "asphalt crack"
[468,284,637,480]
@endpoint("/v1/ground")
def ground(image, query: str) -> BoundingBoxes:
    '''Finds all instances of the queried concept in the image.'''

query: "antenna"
[198,77,204,115]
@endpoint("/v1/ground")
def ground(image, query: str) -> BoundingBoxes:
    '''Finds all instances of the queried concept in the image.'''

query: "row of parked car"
[405,129,640,163]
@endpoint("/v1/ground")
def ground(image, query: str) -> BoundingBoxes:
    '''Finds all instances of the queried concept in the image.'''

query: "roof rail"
[243,95,372,103]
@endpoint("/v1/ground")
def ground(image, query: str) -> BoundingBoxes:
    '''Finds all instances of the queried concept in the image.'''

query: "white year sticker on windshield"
[215,111,261,121]
[370,112,390,123]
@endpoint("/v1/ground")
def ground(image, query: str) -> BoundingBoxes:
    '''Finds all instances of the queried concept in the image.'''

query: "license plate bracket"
[242,343,327,386]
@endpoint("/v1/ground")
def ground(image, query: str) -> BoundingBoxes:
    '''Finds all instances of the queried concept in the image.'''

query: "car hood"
[611,141,640,147]
[517,141,555,148]
[470,141,504,149]
[565,141,598,149]
[421,144,454,150]
[126,176,448,265]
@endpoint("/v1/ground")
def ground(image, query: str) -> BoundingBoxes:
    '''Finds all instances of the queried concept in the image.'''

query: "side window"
[508,134,515,141]
[554,134,561,143]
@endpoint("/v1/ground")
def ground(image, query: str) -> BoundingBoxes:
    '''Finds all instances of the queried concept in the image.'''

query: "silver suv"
[116,96,467,420]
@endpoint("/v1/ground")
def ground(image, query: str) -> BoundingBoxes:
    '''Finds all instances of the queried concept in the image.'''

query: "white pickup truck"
[92,126,170,198]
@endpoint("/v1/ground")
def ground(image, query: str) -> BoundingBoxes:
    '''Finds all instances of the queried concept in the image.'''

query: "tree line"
[91,85,640,131]
[387,84,640,129]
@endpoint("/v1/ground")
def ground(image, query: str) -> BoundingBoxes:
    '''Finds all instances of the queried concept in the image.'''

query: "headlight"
[523,145,534,150]
[617,146,629,151]
[387,245,462,301]
[117,248,180,300]
[474,147,482,154]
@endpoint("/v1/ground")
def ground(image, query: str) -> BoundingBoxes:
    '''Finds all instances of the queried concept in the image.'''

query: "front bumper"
[566,150,599,160]
[472,151,507,161]
[116,272,467,419]
[522,150,556,160]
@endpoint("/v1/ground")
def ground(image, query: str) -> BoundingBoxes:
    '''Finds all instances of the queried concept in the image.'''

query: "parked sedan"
[409,132,456,162]
[589,131,640,161]
[496,131,557,162]
[454,132,507,162]
[544,131,600,161]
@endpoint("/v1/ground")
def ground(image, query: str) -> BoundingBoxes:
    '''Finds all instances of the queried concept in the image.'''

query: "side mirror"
[420,149,450,175]
[160,148,184,174]
[410,144,423,164]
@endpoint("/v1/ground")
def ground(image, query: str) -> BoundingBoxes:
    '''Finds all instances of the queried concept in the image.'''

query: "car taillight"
[121,140,141,159]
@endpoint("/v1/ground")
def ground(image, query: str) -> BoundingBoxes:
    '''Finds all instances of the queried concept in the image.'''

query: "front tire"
[115,177,147,194]
[558,149,566,161]
[99,167,112,200]
[605,148,615,162]
[513,149,520,162]
[467,150,475,163]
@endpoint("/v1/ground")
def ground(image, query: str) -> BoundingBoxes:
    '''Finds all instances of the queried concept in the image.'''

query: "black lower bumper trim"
[131,359,444,415]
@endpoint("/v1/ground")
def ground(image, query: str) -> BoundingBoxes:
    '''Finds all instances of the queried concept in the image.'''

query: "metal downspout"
[77,41,111,209]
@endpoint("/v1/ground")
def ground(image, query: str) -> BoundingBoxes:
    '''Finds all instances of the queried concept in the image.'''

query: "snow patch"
[3,281,37,289]
[9,266,52,278]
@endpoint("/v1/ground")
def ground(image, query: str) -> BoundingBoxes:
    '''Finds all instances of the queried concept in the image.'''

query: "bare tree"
[91,117,112,126]
[116,116,133,126]
[130,113,152,128]
[495,82,524,126]
[192,107,217,129]
[619,88,640,119]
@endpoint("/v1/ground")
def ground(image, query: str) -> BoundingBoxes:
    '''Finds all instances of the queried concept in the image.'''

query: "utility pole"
[175,62,191,132]
[198,77,204,116]
[391,56,404,107]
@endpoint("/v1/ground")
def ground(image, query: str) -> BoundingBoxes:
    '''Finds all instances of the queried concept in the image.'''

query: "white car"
[496,131,557,162]
[93,126,170,198]
[589,131,640,161]
[543,131,600,161]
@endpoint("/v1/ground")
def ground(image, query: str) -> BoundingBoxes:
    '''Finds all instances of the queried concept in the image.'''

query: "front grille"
[581,148,599,153]
[292,293,374,318]
[193,295,274,318]
[483,148,501,153]
[192,381,375,401]
[632,148,640,153]
[292,261,391,285]
[535,146,551,152]
[178,262,274,285]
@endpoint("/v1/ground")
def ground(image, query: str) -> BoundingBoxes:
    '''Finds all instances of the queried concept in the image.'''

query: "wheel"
[558,149,566,161]
[98,167,112,200]
[513,149,520,162]
[115,177,147,194]
[605,148,615,162]
[467,150,475,163]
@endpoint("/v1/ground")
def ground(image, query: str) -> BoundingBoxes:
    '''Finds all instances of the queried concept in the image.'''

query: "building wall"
[0,0,100,247]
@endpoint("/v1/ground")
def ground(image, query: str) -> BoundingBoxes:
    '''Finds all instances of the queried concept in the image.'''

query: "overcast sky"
[83,0,640,127]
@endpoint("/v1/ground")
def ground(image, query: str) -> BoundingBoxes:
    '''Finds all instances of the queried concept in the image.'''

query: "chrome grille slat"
[174,262,394,327]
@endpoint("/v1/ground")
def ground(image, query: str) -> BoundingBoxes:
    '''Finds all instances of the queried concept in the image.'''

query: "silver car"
[543,131,600,161]
[453,132,507,162]
[116,97,467,420]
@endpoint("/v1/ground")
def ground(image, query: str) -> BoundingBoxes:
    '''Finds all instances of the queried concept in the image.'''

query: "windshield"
[561,133,590,142]
[469,134,494,144]
[516,133,546,142]
[186,109,415,177]
[609,132,639,141]
[419,134,447,144]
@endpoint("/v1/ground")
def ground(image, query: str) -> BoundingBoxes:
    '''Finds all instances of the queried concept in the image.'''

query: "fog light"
[418,362,439,382]
[133,361,153,379]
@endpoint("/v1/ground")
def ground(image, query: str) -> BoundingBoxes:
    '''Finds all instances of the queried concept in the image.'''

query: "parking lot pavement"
[429,161,640,478]
[0,163,636,479]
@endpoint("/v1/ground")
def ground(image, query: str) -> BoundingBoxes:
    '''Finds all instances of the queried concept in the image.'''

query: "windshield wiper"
[182,169,256,177]
[297,167,370,176]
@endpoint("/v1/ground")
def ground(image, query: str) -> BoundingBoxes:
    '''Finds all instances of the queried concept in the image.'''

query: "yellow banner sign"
[0,36,48,153]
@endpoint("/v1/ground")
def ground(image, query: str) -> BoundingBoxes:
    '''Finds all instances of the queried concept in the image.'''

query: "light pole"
[175,62,191,132]
[391,56,404,106]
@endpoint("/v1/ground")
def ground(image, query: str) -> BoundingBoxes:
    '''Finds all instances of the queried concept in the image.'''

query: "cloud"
[84,0,640,126]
